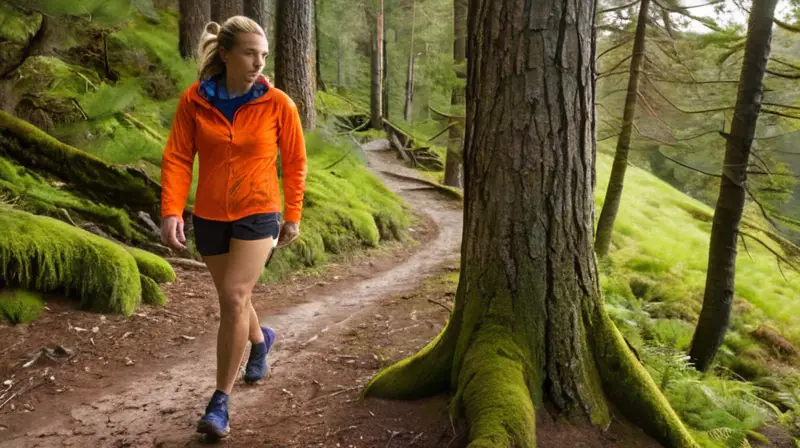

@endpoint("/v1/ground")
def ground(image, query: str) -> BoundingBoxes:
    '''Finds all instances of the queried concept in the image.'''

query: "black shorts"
[192,213,281,257]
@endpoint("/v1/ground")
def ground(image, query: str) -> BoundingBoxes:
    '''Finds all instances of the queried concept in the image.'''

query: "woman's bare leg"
[204,255,267,347]
[207,237,273,394]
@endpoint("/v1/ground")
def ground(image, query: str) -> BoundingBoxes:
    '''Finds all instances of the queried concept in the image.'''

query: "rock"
[137,211,161,236]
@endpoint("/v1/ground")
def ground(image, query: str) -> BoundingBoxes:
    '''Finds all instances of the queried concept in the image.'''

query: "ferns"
[706,427,751,448]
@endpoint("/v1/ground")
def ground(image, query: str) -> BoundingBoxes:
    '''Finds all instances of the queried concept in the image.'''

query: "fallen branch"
[378,171,463,200]
[165,258,206,270]
[428,298,453,313]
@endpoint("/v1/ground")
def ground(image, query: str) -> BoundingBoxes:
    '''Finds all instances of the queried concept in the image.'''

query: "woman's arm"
[160,92,197,221]
[277,98,308,224]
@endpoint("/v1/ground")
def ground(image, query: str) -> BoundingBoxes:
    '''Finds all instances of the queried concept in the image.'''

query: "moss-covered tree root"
[0,111,161,216]
[363,301,698,448]
[0,207,141,315]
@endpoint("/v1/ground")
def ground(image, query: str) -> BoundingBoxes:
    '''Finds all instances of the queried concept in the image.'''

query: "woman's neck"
[225,76,253,97]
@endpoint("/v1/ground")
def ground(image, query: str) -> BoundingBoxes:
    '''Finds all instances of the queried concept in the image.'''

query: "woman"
[159,16,307,440]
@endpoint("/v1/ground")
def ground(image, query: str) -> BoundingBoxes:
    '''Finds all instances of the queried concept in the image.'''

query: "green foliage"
[0,3,42,44]
[22,0,133,27]
[126,247,175,283]
[0,289,44,324]
[0,208,141,315]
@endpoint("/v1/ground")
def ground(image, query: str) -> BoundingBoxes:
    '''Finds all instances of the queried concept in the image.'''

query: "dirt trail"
[0,140,463,447]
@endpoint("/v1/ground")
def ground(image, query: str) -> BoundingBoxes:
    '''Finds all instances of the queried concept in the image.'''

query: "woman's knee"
[219,286,252,317]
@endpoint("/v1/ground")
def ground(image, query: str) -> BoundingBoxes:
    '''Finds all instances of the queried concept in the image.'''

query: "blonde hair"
[198,16,267,80]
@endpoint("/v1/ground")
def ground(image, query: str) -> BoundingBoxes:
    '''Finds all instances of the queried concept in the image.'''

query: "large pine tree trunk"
[275,0,316,130]
[243,0,267,31]
[382,34,389,119]
[370,0,384,129]
[593,0,650,258]
[211,0,242,22]
[442,0,466,188]
[362,0,697,446]
[688,0,778,372]
[179,0,210,59]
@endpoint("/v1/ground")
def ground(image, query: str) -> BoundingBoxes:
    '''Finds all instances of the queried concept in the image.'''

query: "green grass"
[595,149,800,349]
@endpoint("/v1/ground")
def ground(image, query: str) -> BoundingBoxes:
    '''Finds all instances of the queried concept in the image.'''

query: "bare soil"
[0,142,664,447]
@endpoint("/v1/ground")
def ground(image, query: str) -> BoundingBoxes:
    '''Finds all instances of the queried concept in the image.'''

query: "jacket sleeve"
[160,91,197,220]
[277,96,308,223]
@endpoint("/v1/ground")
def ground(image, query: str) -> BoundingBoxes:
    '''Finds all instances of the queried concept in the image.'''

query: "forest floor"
[0,142,662,448]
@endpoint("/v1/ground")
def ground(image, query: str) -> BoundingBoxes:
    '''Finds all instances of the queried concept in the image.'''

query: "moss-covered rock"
[140,275,166,306]
[0,289,44,324]
[0,207,141,315]
[0,3,42,75]
[127,246,175,283]
[13,55,99,99]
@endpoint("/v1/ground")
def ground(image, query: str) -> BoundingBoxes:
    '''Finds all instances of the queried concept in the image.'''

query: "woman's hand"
[161,215,186,250]
[277,221,300,248]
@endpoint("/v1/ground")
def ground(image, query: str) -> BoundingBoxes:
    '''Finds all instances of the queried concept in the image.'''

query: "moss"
[452,323,536,448]
[592,311,699,448]
[0,3,42,44]
[0,289,44,324]
[140,275,166,306]
[0,111,161,213]
[362,318,457,400]
[127,247,175,283]
[14,56,99,99]
[0,207,141,315]
[0,156,144,241]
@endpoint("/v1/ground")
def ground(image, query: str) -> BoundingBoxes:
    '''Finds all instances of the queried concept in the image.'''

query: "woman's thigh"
[219,237,275,297]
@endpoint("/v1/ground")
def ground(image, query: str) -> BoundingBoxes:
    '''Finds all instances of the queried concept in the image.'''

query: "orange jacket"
[160,77,307,224]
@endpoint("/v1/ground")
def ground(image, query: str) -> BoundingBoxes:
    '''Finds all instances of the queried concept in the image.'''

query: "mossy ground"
[0,289,44,324]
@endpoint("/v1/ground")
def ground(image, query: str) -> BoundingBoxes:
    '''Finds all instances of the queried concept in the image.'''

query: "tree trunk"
[382,32,389,119]
[337,43,343,87]
[369,0,384,129]
[275,0,316,130]
[593,0,650,258]
[211,0,242,23]
[179,0,210,59]
[442,0,466,188]
[688,0,778,372]
[403,0,416,122]
[361,0,697,447]
[314,0,326,91]
[243,0,267,31]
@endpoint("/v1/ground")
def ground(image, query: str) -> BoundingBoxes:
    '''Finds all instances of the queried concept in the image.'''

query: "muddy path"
[0,141,464,447]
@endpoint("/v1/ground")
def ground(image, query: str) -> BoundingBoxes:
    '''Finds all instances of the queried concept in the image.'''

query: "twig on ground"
[386,430,402,447]
[408,432,424,446]
[428,299,453,313]
[165,258,206,270]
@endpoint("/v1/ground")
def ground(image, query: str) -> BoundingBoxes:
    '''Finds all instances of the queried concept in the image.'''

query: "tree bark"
[179,0,210,59]
[275,0,316,130]
[593,0,650,258]
[211,0,242,23]
[442,0,466,188]
[688,0,779,372]
[403,0,416,122]
[243,0,267,31]
[314,0,327,91]
[382,32,389,119]
[369,0,384,129]
[362,1,698,447]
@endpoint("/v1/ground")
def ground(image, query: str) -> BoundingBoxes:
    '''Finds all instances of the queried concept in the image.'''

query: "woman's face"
[221,32,268,86]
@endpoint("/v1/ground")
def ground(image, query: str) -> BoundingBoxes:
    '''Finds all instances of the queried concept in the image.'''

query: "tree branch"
[766,69,800,79]
[597,0,640,15]
[761,108,800,120]
[599,55,633,76]
[655,148,721,177]
[651,0,723,31]
[644,77,733,114]
[761,102,800,112]
[597,38,634,60]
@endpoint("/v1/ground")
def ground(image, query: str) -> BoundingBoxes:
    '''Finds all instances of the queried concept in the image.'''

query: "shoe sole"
[197,420,230,440]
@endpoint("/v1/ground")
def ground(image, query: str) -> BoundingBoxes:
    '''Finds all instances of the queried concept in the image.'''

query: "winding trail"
[1,140,463,448]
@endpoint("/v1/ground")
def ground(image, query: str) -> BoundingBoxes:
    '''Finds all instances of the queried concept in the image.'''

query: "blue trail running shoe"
[244,326,276,384]
[197,390,230,440]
